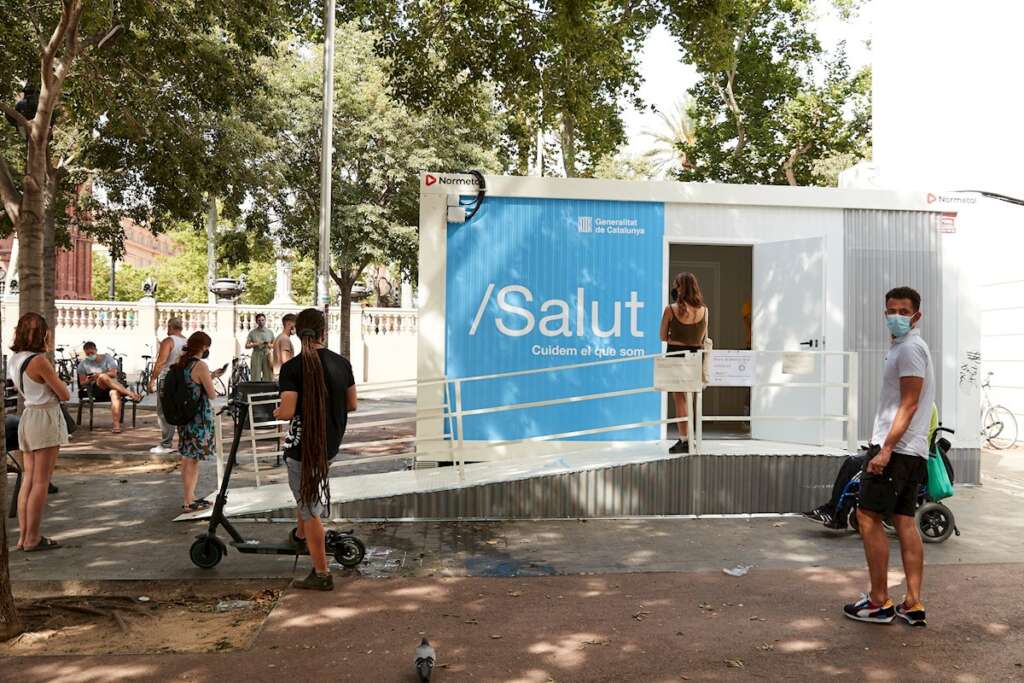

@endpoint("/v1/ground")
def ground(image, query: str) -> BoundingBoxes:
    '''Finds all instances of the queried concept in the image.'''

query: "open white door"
[752,237,826,445]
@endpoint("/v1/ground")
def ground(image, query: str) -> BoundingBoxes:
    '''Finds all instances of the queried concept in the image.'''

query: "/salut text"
[469,284,646,338]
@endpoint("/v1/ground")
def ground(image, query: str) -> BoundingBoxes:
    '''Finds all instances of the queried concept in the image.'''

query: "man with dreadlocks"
[273,308,357,590]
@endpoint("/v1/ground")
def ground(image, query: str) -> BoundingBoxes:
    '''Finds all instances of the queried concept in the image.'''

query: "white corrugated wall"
[843,209,944,441]
[976,198,1024,431]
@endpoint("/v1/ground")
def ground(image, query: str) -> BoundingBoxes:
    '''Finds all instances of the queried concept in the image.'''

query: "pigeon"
[415,638,436,681]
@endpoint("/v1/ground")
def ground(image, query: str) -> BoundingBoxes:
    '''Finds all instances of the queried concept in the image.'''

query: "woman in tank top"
[659,272,709,454]
[7,313,71,551]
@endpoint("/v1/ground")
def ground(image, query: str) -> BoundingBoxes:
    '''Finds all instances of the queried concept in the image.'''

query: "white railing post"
[214,411,225,489]
[847,352,859,452]
[454,379,465,480]
[694,389,703,454]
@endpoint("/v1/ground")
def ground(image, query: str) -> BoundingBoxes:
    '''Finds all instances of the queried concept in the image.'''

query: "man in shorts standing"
[844,286,935,627]
[272,313,297,378]
[272,308,357,590]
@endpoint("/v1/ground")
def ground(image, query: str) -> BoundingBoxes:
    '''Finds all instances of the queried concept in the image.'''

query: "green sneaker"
[293,569,334,591]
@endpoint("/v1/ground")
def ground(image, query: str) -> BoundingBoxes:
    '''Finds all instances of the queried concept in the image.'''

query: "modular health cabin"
[380,173,981,520]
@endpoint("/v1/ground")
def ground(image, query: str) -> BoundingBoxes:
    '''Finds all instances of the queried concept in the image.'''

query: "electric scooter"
[188,399,366,570]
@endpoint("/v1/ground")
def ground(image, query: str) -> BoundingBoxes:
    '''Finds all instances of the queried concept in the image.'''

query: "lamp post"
[317,0,336,316]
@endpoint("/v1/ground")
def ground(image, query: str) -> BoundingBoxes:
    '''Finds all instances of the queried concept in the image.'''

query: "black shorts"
[857,448,927,517]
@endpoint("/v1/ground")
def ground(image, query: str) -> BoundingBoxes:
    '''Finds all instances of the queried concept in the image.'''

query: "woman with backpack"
[8,313,71,552]
[273,308,357,591]
[170,331,224,513]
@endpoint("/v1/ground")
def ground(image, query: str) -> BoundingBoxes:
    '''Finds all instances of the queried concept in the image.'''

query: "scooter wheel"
[190,536,225,569]
[334,536,366,568]
[917,502,955,543]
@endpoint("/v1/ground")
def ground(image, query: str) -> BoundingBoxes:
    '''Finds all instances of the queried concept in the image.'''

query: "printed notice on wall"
[782,352,816,375]
[709,350,755,386]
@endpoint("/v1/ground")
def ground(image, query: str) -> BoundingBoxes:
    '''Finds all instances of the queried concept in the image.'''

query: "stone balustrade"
[362,308,417,336]
[55,301,141,331]
[0,296,418,384]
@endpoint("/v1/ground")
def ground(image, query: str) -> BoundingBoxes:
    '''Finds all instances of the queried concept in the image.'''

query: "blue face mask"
[886,314,913,338]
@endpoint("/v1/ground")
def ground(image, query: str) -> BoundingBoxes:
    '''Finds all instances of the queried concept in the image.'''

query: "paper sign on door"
[708,350,755,386]
[782,352,816,375]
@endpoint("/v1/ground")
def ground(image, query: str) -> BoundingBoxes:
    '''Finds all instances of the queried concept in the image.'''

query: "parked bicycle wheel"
[214,376,228,397]
[983,405,1018,449]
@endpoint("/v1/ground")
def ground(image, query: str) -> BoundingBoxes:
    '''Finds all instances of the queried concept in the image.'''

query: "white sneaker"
[149,446,175,454]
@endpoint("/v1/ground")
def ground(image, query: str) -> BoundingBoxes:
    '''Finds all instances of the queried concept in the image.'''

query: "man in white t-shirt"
[148,317,188,454]
[843,286,935,628]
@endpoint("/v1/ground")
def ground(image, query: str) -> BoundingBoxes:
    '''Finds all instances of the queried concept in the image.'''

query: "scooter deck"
[230,540,307,556]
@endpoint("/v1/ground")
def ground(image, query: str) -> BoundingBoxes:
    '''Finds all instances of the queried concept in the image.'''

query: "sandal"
[25,537,60,552]
[181,499,212,513]
[112,427,122,434]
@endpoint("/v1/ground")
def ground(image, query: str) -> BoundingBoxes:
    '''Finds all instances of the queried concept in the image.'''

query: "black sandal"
[25,537,60,552]
[181,499,212,513]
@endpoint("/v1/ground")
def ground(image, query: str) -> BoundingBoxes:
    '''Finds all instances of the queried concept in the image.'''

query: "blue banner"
[445,196,665,440]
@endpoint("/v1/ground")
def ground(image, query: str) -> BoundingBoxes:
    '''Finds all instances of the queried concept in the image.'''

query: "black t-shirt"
[278,348,355,461]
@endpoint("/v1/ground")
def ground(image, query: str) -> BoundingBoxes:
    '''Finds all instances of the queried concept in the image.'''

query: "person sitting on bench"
[76,341,141,433]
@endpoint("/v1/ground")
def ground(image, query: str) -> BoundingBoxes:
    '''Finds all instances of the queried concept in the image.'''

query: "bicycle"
[981,371,1018,449]
[54,345,79,386]
[137,349,155,396]
[216,354,251,397]
[108,347,129,386]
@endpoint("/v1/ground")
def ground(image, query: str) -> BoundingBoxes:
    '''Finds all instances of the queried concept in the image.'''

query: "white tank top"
[8,351,59,406]
[160,335,188,378]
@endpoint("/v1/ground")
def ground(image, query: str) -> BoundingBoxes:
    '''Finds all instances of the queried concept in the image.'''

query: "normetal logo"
[424,173,481,188]
[927,192,977,205]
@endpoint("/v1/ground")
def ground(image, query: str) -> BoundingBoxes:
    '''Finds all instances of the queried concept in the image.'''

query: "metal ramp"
[175,439,852,522]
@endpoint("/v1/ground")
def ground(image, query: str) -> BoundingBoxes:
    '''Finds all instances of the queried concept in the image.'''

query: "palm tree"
[642,95,697,178]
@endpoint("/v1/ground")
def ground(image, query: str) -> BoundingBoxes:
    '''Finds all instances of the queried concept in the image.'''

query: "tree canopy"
[248,24,505,350]
[663,0,870,185]
[361,0,658,178]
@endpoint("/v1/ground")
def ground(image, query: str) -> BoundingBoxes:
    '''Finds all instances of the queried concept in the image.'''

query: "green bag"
[926,448,954,501]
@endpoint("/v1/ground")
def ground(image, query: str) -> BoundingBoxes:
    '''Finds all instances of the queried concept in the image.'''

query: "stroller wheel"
[916,502,955,543]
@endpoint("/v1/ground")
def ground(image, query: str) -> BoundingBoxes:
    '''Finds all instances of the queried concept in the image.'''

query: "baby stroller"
[834,426,959,543]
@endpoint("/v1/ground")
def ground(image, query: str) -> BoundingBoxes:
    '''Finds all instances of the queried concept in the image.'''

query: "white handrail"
[216,349,860,476]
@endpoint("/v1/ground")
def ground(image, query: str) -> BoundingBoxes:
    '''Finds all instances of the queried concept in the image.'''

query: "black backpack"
[161,360,201,426]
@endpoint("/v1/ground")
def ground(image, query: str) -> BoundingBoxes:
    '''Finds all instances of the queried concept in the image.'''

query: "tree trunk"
[783,142,813,186]
[330,265,367,360]
[43,170,58,328]
[0,465,21,640]
[339,283,353,360]
[16,132,50,319]
[560,112,578,178]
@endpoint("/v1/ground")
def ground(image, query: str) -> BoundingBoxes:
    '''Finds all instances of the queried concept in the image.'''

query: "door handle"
[799,339,820,349]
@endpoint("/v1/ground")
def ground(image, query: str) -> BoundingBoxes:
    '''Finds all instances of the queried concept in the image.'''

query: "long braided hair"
[294,308,330,511]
